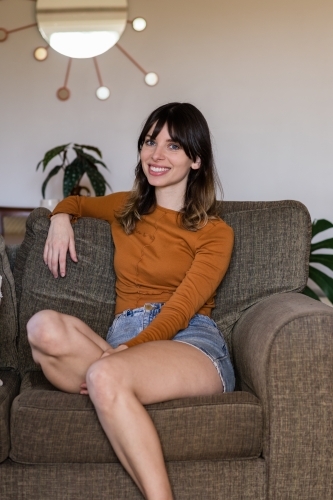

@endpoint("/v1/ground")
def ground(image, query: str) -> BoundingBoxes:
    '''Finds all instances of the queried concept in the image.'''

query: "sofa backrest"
[212,200,311,354]
[1,200,311,373]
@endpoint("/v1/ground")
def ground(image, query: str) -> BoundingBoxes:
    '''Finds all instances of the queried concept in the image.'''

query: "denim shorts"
[106,303,235,392]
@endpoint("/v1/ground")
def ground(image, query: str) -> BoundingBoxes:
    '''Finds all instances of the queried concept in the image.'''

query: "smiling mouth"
[149,165,170,174]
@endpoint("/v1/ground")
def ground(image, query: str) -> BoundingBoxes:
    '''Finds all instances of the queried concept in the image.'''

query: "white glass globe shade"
[132,18,147,32]
[144,72,159,86]
[50,31,119,59]
[96,86,110,100]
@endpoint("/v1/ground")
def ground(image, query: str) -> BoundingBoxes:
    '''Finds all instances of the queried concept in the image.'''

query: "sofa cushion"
[214,200,311,354]
[10,372,262,464]
[0,371,20,462]
[13,208,117,375]
[0,235,18,369]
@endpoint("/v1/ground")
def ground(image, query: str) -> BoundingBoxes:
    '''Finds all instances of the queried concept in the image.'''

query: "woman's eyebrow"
[144,134,177,142]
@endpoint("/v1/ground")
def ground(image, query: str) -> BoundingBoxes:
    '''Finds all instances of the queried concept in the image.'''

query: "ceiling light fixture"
[0,0,159,100]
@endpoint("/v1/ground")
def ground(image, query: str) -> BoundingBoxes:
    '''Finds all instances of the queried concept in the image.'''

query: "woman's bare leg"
[27,309,111,393]
[85,340,223,500]
[28,311,224,499]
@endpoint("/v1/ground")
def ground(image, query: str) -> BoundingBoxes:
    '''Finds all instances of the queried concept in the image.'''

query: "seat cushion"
[10,372,262,464]
[0,235,18,370]
[0,370,20,462]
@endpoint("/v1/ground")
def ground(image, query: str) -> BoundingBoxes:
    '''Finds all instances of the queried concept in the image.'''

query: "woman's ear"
[191,157,201,170]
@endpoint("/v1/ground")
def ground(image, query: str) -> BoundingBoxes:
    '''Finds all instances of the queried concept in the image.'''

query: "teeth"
[150,166,169,172]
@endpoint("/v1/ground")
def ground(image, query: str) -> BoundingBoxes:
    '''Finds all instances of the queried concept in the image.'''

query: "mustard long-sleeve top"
[53,192,234,347]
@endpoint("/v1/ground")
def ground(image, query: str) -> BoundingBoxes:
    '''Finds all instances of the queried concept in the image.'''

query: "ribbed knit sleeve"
[52,192,129,223]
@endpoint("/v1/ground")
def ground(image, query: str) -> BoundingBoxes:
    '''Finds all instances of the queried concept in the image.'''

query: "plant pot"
[40,199,61,212]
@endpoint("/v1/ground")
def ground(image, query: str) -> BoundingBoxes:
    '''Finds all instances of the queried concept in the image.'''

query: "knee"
[86,357,131,409]
[27,310,62,353]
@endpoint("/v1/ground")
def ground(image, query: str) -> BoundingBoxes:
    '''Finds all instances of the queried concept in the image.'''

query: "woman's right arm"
[44,213,78,278]
[44,191,129,278]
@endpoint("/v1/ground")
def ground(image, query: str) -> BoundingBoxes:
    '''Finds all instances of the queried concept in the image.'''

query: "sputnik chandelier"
[0,0,159,101]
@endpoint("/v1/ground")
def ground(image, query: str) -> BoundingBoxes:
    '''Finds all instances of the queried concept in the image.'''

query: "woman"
[27,102,235,500]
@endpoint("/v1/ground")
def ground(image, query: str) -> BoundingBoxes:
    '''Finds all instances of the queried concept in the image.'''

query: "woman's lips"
[148,165,170,175]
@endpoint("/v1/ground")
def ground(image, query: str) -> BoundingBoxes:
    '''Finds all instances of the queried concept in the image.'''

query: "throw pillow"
[14,208,117,375]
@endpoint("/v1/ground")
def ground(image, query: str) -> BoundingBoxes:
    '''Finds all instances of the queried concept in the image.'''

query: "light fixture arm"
[116,43,146,75]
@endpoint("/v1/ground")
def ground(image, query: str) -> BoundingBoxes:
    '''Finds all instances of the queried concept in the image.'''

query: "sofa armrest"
[232,292,333,499]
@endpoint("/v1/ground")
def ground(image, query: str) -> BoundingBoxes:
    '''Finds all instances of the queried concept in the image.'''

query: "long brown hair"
[116,102,223,234]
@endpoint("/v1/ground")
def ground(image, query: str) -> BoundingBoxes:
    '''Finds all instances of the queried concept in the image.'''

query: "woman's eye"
[169,143,180,150]
[145,139,155,146]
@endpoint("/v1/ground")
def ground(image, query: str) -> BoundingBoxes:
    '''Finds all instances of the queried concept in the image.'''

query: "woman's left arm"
[125,221,234,347]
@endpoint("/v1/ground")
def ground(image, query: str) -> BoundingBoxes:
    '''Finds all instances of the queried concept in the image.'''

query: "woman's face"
[140,123,200,200]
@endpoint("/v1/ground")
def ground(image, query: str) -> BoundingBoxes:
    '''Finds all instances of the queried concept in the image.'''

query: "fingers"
[44,241,66,278]
[69,237,78,264]
[58,245,68,278]
[114,345,129,353]
[43,213,77,278]
[80,382,88,395]
[101,349,113,359]
[43,239,58,278]
[100,345,128,359]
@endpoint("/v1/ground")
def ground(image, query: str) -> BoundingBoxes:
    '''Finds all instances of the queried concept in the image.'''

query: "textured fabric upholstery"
[13,201,311,372]
[2,199,329,500]
[14,208,116,375]
[0,236,18,369]
[5,244,20,273]
[10,372,262,464]
[213,200,311,354]
[233,292,333,499]
[0,371,20,463]
[0,459,266,500]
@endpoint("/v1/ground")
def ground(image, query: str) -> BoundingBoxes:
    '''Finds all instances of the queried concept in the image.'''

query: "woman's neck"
[155,187,184,212]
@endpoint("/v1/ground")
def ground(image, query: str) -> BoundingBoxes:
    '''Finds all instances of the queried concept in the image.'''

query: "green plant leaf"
[308,266,333,303]
[311,238,333,252]
[74,144,103,158]
[73,147,109,170]
[85,164,111,196]
[310,254,333,271]
[63,158,85,197]
[41,165,63,198]
[302,285,320,301]
[312,219,333,238]
[36,144,70,171]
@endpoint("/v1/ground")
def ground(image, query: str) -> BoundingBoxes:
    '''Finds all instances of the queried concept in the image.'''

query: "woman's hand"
[43,213,78,278]
[79,345,128,395]
[101,345,128,359]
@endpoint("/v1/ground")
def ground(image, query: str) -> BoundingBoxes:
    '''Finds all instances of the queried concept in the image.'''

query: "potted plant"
[303,218,333,303]
[36,143,111,198]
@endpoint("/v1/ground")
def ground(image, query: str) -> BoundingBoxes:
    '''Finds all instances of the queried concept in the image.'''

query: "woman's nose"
[151,144,165,160]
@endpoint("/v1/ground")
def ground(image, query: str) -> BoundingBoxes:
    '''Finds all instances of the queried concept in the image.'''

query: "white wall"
[1,0,332,221]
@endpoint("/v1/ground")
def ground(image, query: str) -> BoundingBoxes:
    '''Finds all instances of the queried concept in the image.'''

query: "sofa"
[1,200,333,500]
